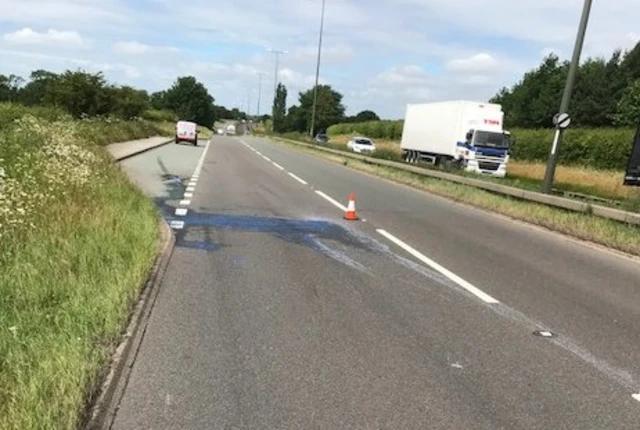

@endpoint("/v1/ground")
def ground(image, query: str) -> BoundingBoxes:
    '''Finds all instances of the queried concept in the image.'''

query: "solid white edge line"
[633,393,640,402]
[179,199,191,206]
[192,140,211,177]
[288,172,308,185]
[263,156,272,162]
[315,190,348,212]
[169,220,184,229]
[377,229,500,304]
[256,151,262,156]
[272,162,285,170]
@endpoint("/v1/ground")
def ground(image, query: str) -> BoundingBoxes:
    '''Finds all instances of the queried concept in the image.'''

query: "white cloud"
[3,28,88,48]
[0,0,638,117]
[113,41,178,55]
[447,53,499,73]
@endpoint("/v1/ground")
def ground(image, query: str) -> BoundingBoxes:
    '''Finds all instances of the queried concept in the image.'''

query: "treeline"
[270,83,381,134]
[0,69,249,127]
[491,41,640,128]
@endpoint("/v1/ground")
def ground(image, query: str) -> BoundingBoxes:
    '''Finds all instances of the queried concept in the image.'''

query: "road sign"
[553,112,571,129]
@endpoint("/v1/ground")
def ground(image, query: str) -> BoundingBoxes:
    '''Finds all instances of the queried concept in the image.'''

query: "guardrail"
[271,136,640,226]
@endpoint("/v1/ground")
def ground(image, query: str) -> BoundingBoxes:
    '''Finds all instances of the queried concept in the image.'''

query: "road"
[112,135,640,429]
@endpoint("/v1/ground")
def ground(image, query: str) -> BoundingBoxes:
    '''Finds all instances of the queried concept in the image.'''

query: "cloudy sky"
[0,0,639,118]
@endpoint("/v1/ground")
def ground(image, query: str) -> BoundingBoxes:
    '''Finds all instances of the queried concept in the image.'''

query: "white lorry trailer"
[400,101,512,178]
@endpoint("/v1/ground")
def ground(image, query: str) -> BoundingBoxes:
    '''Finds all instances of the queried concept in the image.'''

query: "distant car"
[175,120,198,146]
[347,136,376,154]
[217,128,224,135]
[314,134,329,144]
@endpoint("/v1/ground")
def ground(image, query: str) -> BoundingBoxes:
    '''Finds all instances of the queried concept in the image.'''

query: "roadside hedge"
[328,121,636,171]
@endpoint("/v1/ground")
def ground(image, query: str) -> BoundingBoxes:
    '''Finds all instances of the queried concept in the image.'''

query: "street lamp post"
[541,0,593,194]
[309,0,326,138]
[256,72,266,117]
[268,49,287,128]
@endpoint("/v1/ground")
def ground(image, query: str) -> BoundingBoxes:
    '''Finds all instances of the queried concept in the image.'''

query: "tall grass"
[321,133,638,205]
[0,112,160,429]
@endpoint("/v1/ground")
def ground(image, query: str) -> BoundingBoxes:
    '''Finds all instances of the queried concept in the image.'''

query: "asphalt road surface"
[112,135,640,429]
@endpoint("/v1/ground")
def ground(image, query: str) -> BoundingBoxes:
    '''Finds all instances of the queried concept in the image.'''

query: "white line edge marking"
[188,181,197,187]
[169,220,184,229]
[186,186,195,192]
[377,229,500,304]
[179,199,191,206]
[192,140,211,177]
[256,151,262,155]
[175,208,188,216]
[288,172,308,185]
[315,190,348,212]
[263,156,272,162]
[272,162,285,170]
[633,393,640,402]
[184,192,193,198]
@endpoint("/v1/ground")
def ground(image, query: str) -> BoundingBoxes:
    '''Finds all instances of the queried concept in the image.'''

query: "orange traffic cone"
[344,193,359,221]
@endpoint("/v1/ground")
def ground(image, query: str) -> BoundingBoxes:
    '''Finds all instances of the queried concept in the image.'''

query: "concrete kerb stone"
[109,136,174,162]
[272,136,640,226]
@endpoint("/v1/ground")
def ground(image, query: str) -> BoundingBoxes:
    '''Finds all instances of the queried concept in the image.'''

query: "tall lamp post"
[541,0,593,194]
[309,0,326,138]
[268,48,287,129]
[256,71,266,117]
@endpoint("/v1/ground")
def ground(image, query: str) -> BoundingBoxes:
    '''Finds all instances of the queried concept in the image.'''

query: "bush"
[327,120,404,140]
[510,127,635,170]
[0,103,69,128]
[142,108,178,123]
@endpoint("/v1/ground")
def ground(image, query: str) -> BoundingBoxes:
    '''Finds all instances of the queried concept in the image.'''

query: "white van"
[175,120,198,146]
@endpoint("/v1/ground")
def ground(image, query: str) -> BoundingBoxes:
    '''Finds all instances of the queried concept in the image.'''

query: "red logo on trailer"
[484,119,500,125]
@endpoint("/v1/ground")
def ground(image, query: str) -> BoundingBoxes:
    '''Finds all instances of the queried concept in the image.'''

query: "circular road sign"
[553,112,571,129]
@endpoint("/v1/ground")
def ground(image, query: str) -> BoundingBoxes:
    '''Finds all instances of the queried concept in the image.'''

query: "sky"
[0,0,639,119]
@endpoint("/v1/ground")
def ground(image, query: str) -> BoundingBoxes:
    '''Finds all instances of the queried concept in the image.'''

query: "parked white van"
[175,121,198,146]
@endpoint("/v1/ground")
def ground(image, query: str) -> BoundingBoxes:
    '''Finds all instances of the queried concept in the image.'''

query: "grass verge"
[309,133,640,211]
[0,114,161,429]
[271,137,640,256]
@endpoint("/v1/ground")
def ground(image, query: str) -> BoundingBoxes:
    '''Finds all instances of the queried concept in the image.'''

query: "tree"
[0,74,24,102]
[284,105,306,132]
[613,78,640,126]
[19,70,58,106]
[163,76,216,127]
[272,83,287,133]
[111,86,149,119]
[290,85,346,133]
[44,70,114,118]
[354,110,380,122]
[150,91,167,110]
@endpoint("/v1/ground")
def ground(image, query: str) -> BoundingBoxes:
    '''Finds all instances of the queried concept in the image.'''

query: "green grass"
[0,113,161,429]
[270,137,640,256]
[280,132,640,212]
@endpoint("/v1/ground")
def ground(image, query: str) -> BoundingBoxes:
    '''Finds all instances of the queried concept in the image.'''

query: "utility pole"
[541,0,593,194]
[309,0,326,138]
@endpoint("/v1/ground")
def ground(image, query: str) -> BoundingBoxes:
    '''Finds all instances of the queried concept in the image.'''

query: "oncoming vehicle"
[347,136,376,154]
[314,133,329,144]
[175,120,198,146]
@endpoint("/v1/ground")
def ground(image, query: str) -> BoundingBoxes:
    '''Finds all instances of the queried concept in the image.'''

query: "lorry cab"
[175,121,198,146]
